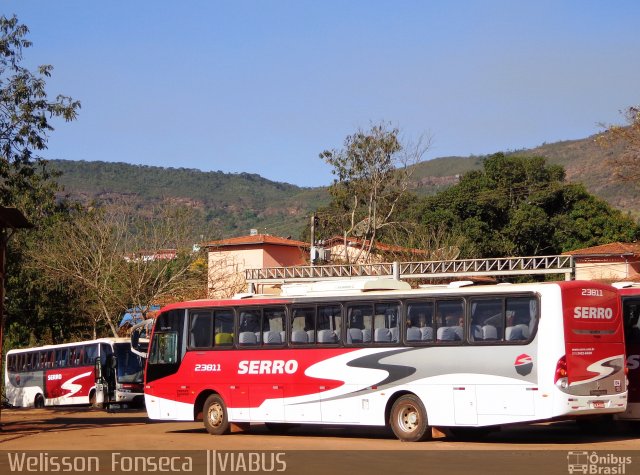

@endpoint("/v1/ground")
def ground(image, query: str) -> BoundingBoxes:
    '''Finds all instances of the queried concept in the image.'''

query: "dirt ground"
[1,408,640,475]
[1,406,639,451]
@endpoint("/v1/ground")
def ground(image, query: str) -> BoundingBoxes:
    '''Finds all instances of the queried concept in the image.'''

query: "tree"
[412,153,639,258]
[1,15,81,347]
[318,123,429,263]
[597,105,640,182]
[0,16,79,212]
[33,202,207,337]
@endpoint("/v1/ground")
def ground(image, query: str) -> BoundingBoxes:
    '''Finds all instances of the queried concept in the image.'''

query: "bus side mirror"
[130,318,153,358]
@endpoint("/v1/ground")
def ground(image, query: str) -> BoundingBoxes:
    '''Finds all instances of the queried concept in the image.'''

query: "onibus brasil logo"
[567,451,632,474]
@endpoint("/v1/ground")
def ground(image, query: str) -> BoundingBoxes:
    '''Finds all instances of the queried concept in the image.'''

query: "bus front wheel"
[389,394,430,442]
[203,394,230,435]
[34,394,45,409]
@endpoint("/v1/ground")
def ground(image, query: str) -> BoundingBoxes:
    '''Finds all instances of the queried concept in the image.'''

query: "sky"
[4,1,640,187]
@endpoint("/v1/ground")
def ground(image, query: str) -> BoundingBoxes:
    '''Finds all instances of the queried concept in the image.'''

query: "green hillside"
[50,133,638,242]
[409,134,639,215]
[51,160,330,239]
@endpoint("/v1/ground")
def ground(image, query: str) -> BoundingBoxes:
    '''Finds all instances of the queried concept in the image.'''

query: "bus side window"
[264,307,285,346]
[85,344,99,364]
[318,304,341,344]
[100,343,112,366]
[406,301,435,343]
[69,348,77,367]
[291,306,314,344]
[81,346,88,365]
[189,311,213,349]
[213,309,234,347]
[238,309,262,346]
[56,348,67,368]
[347,304,371,344]
[37,351,45,370]
[505,297,536,341]
[374,302,400,343]
[436,299,465,342]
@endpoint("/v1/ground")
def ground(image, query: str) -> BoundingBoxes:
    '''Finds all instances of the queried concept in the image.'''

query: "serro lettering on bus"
[573,307,613,320]
[238,360,298,375]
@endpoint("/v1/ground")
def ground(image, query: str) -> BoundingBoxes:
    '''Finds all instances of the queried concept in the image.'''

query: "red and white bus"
[133,279,627,441]
[612,282,640,421]
[4,338,144,409]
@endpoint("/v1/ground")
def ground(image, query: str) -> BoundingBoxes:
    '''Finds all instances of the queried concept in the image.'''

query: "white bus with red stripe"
[612,282,640,421]
[4,338,144,409]
[134,279,627,441]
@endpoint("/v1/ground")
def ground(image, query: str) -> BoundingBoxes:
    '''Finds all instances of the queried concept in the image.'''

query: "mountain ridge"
[49,132,638,240]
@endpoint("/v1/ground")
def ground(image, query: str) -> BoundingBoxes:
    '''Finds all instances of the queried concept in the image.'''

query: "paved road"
[1,407,639,451]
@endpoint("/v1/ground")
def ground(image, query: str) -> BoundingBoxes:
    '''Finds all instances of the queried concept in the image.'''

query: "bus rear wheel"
[34,394,45,409]
[389,394,430,442]
[203,394,230,435]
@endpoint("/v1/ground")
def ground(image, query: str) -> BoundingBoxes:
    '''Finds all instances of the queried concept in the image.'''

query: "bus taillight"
[554,355,568,388]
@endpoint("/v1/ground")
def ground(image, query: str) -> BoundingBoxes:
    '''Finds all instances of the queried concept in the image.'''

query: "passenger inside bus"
[238,312,261,345]
[438,310,464,341]
[348,309,364,343]
[239,313,260,332]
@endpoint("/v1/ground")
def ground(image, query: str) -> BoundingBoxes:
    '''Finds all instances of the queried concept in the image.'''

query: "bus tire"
[203,394,230,435]
[389,394,430,442]
[34,394,45,409]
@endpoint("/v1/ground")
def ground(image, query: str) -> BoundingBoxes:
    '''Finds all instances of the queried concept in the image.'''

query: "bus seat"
[263,331,281,345]
[471,324,483,340]
[348,328,363,344]
[317,329,336,343]
[506,324,530,341]
[239,331,258,345]
[453,326,463,341]
[420,327,434,341]
[280,331,286,343]
[482,325,497,340]
[390,327,399,342]
[406,326,421,341]
[374,328,392,342]
[363,328,372,343]
[437,326,456,341]
[215,333,233,345]
[291,330,308,344]
[307,330,315,343]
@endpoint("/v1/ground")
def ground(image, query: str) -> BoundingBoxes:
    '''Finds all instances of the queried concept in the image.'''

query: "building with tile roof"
[563,242,640,281]
[203,233,309,297]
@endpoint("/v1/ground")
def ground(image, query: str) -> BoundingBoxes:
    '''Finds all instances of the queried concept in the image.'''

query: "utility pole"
[310,213,317,265]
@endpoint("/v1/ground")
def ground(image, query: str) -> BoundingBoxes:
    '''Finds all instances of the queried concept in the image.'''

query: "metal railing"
[245,255,575,285]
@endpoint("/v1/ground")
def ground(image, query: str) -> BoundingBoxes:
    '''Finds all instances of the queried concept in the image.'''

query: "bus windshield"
[114,343,144,383]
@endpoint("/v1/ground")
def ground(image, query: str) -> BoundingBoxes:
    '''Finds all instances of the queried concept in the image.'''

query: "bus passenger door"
[453,385,478,425]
